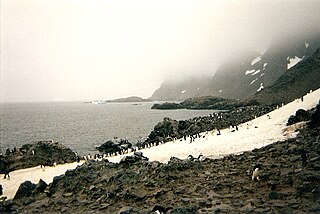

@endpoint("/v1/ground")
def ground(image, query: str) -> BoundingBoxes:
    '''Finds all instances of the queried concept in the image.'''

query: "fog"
[1,0,320,102]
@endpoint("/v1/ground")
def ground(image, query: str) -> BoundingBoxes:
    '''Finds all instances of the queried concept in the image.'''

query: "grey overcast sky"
[1,0,320,102]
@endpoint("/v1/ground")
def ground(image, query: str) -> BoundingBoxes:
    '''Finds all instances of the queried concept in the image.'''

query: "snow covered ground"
[1,88,319,199]
[108,88,319,163]
[0,161,84,200]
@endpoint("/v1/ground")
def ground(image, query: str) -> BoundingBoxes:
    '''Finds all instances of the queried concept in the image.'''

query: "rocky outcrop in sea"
[2,104,319,213]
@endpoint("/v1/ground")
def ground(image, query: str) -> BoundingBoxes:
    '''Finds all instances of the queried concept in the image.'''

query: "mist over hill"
[150,32,320,101]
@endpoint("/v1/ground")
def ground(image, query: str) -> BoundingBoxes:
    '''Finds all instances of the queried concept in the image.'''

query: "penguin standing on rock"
[252,164,262,181]
[252,168,260,181]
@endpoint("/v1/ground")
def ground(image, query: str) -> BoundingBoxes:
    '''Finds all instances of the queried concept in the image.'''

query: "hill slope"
[150,33,320,101]
[252,48,320,105]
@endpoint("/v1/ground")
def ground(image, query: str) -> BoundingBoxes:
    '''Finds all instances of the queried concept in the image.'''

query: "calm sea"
[0,102,214,156]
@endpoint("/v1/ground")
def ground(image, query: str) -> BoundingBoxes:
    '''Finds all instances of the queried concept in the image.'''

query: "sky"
[1,0,320,103]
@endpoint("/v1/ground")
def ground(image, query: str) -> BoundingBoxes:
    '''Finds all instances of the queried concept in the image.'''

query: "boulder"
[13,181,36,200]
[310,102,320,128]
[287,109,311,125]
[35,179,48,193]
[96,139,132,154]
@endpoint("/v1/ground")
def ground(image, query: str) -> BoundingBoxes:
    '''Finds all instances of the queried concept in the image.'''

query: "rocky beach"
[0,89,319,213]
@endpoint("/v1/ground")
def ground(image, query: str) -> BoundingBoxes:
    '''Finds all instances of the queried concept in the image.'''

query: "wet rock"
[269,191,285,200]
[267,180,279,191]
[0,200,16,213]
[309,101,320,128]
[96,139,132,154]
[34,179,48,193]
[170,206,198,214]
[287,109,311,125]
[211,204,234,213]
[14,181,36,200]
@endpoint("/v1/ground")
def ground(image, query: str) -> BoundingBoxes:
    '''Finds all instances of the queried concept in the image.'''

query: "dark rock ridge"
[2,106,320,213]
[142,105,274,148]
[0,140,77,173]
[287,109,311,126]
[96,139,132,155]
[150,33,320,101]
[151,96,259,110]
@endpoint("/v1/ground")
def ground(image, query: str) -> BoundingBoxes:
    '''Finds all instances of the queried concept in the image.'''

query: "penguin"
[252,168,260,181]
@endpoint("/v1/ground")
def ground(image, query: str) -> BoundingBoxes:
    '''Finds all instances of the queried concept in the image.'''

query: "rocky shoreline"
[1,103,319,213]
[0,140,78,177]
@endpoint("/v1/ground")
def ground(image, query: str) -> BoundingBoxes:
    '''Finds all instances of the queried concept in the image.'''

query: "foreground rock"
[1,105,319,213]
[0,141,77,173]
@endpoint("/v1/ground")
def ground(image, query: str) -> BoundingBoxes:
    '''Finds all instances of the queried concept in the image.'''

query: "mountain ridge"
[150,33,320,101]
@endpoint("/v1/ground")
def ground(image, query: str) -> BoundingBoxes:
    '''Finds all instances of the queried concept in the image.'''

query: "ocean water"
[0,102,214,156]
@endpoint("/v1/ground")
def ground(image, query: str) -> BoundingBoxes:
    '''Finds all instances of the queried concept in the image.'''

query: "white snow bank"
[0,161,84,199]
[108,88,320,164]
[251,56,261,66]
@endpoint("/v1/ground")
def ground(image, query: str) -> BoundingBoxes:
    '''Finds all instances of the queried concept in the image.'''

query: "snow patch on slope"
[181,90,186,94]
[252,69,261,76]
[251,56,261,66]
[245,69,256,75]
[250,78,258,85]
[257,83,264,92]
[287,56,303,69]
[305,42,309,48]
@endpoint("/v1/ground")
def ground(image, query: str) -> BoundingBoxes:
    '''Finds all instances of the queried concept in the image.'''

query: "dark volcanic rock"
[310,101,320,128]
[96,139,132,155]
[14,181,36,200]
[34,179,48,193]
[2,141,77,172]
[287,109,311,125]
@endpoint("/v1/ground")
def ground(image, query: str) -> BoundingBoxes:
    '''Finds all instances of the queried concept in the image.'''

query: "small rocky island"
[107,96,152,103]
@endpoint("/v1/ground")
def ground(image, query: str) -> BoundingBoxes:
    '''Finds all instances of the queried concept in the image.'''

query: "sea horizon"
[0,101,216,156]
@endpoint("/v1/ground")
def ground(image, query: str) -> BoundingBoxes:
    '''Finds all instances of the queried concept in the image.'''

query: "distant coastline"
[85,96,152,104]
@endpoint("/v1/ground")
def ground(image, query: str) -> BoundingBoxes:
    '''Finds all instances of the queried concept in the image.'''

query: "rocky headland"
[0,140,78,175]
[1,102,319,213]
